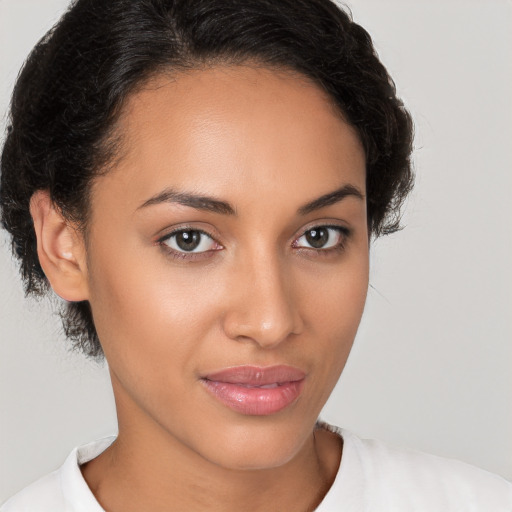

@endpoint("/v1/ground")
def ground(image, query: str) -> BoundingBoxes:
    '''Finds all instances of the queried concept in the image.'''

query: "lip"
[201,365,306,416]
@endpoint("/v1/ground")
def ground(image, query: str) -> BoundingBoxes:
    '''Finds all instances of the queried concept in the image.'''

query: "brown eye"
[305,227,329,248]
[162,229,217,253]
[294,226,347,250]
[175,230,201,251]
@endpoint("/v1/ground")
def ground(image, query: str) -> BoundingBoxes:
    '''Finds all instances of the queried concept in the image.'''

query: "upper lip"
[202,365,306,386]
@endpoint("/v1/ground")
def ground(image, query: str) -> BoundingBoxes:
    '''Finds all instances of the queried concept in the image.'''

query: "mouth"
[200,365,306,416]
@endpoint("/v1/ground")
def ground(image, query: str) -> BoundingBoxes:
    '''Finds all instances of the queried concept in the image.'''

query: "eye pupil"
[176,230,201,251]
[306,228,329,248]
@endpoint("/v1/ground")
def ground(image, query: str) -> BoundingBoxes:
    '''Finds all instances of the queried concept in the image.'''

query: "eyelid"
[156,223,221,244]
[293,222,350,240]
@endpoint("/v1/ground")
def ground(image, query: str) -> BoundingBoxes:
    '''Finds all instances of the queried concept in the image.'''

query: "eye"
[160,228,219,254]
[293,226,348,251]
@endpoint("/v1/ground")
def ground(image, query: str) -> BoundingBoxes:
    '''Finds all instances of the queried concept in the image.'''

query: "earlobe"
[29,190,89,302]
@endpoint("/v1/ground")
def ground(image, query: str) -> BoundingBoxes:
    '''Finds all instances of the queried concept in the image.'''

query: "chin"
[194,418,313,472]
[207,445,302,472]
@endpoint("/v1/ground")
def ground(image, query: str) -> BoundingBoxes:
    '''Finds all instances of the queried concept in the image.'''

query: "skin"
[30,65,369,511]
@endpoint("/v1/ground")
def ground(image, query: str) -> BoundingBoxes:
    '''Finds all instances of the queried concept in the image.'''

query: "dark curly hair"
[0,0,414,360]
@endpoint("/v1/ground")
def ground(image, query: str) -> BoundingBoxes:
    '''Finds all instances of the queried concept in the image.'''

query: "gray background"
[1,0,511,502]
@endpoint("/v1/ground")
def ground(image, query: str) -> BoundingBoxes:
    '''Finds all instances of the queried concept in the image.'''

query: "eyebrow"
[137,188,236,215]
[297,184,364,215]
[137,183,364,216]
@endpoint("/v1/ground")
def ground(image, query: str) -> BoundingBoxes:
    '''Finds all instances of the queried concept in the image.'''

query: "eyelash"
[157,224,350,261]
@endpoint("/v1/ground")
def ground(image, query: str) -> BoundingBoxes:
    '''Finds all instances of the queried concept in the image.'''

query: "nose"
[221,252,304,349]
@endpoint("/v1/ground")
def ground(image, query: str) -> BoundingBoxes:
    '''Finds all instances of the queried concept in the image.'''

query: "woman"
[1,0,510,510]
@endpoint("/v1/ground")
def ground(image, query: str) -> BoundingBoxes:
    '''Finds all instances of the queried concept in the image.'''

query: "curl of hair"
[0,0,414,359]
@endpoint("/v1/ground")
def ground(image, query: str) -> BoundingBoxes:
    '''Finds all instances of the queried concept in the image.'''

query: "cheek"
[86,240,226,380]
[302,241,368,329]
[298,249,369,389]
[86,249,228,433]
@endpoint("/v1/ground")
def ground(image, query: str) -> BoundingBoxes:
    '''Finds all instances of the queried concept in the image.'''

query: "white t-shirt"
[2,425,511,511]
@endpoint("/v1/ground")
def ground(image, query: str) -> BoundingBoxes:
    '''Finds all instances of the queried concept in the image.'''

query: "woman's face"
[84,65,368,470]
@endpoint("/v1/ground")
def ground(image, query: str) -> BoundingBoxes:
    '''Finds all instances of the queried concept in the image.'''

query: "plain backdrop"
[1,0,511,503]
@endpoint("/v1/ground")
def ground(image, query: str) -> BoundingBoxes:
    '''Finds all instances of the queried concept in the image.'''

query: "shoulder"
[0,469,65,512]
[340,427,512,510]
[0,436,115,512]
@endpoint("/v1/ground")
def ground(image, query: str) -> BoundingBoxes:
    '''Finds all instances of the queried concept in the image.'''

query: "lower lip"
[201,379,305,415]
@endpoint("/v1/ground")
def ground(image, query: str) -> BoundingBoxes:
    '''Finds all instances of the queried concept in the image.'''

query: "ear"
[29,190,89,302]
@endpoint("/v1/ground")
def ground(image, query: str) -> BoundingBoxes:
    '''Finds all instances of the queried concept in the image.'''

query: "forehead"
[92,65,366,215]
